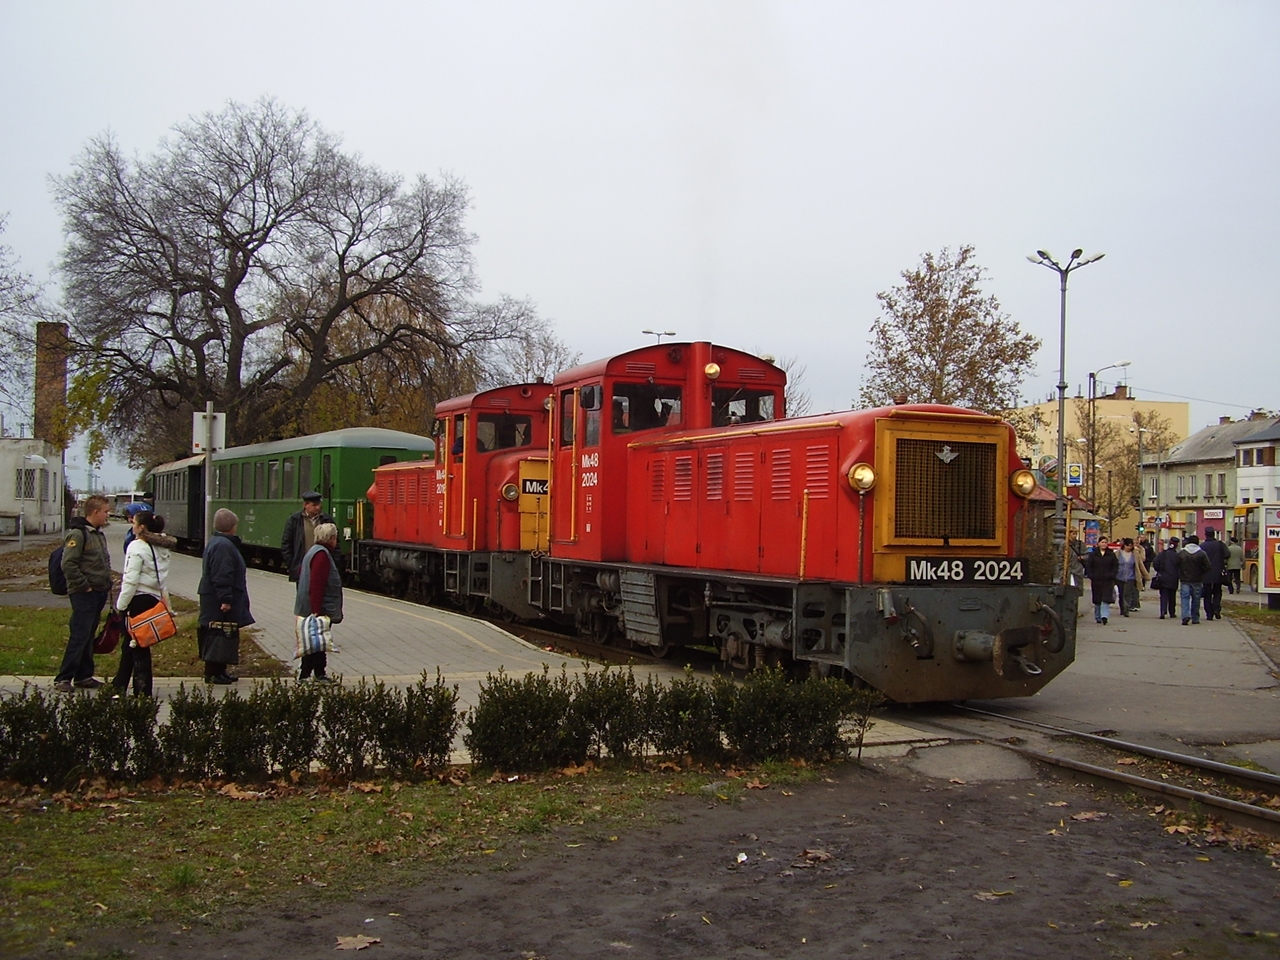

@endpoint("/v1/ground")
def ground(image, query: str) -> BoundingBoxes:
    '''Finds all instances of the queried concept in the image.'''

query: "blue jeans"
[1179,582,1203,623]
[55,589,107,683]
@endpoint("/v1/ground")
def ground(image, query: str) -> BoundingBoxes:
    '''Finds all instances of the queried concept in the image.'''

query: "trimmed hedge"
[0,665,879,783]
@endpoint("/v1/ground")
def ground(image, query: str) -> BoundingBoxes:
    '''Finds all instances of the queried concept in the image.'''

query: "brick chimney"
[1219,416,1232,425]
[33,321,68,446]
[1110,385,1129,400]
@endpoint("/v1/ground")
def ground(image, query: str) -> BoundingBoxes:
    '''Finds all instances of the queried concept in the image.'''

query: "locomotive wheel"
[462,596,483,616]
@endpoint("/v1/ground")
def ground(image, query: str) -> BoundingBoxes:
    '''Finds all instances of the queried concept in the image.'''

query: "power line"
[1127,384,1265,411]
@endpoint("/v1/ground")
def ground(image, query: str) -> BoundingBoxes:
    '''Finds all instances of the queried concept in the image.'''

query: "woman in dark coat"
[1089,544,1119,625]
[197,508,255,684]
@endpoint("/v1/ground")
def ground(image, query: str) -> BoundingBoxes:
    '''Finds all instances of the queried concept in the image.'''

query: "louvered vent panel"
[771,449,792,500]
[673,456,693,501]
[733,452,755,501]
[805,445,831,498]
[651,459,666,502]
[705,453,724,500]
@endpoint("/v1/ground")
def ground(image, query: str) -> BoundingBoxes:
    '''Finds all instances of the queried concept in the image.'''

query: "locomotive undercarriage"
[358,540,1079,702]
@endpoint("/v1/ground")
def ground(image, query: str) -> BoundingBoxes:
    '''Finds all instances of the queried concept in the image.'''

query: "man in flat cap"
[281,490,340,582]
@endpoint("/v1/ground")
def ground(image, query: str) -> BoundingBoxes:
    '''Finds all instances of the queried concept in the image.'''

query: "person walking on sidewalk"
[1116,538,1146,615]
[1226,537,1245,594]
[295,522,343,683]
[1090,543,1119,624]
[1152,537,1181,621]
[198,509,254,684]
[112,511,176,698]
[53,495,112,693]
[1200,528,1229,621]
[1177,534,1211,625]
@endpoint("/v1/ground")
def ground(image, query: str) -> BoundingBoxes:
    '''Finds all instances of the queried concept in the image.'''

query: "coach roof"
[211,427,435,461]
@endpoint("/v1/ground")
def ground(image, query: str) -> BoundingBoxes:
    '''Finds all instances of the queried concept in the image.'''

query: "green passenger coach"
[211,427,435,566]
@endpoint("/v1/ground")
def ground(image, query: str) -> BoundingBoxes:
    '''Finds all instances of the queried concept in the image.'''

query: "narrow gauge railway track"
[921,704,1280,838]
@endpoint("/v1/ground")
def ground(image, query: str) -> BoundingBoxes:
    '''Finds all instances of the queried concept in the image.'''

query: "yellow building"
[1013,386,1190,540]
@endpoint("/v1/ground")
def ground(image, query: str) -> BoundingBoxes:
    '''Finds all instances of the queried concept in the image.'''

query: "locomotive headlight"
[1010,469,1037,498]
[704,362,721,380]
[501,483,519,501]
[847,462,876,492]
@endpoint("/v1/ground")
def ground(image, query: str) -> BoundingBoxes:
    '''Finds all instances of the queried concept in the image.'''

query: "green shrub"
[464,666,586,771]
[257,679,323,775]
[316,679,383,777]
[646,669,723,763]
[0,685,74,784]
[159,684,220,779]
[571,665,646,762]
[378,670,462,777]
[718,667,861,763]
[216,688,269,779]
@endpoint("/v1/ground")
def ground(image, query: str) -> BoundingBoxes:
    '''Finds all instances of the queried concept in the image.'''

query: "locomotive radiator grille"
[894,437,997,540]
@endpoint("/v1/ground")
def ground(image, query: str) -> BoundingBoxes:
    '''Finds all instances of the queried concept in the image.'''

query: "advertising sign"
[1264,506,1280,594]
[1066,463,1084,487]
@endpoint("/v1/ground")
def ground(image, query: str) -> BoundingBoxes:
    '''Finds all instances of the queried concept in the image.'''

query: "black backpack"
[49,545,68,595]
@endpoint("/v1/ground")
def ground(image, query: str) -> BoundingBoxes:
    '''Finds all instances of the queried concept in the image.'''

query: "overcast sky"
[2,1,1276,488]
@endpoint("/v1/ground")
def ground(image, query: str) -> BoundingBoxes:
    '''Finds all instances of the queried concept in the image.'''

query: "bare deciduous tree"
[50,98,547,464]
[859,245,1040,422]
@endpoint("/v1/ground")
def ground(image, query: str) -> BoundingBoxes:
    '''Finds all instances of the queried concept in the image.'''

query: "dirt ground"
[76,760,1280,960]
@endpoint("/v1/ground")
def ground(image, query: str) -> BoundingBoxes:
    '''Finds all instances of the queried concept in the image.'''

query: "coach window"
[298,455,312,496]
[254,461,265,500]
[282,457,295,499]
[611,383,682,434]
[268,459,281,499]
[322,454,332,499]
[477,412,533,452]
[229,462,240,499]
[712,386,777,426]
[215,465,225,498]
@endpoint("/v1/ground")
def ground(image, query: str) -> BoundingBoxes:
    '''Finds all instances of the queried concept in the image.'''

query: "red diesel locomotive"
[358,341,1079,702]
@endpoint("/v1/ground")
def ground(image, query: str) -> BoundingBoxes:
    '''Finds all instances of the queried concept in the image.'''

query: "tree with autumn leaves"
[859,245,1040,431]
[14,98,572,469]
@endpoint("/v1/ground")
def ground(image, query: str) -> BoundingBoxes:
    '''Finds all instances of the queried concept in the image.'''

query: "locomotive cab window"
[451,415,466,458]
[476,412,534,452]
[712,386,777,426]
[611,383,682,434]
[431,419,446,464]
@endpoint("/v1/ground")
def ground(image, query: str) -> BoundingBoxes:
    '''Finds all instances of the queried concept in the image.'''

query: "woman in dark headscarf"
[1090,544,1119,625]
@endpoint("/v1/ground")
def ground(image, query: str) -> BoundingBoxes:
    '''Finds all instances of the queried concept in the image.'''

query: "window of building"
[1204,474,1212,499]
[1189,475,1197,498]
[1217,473,1226,497]
[1177,475,1185,497]
[1241,449,1254,466]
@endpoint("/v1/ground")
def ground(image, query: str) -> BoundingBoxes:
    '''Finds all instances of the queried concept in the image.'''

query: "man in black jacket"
[280,491,339,582]
[1199,528,1230,621]
[1176,535,1211,625]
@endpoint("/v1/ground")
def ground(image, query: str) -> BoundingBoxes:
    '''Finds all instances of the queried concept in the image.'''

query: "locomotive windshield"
[611,383,683,434]
[712,386,777,426]
[476,413,534,452]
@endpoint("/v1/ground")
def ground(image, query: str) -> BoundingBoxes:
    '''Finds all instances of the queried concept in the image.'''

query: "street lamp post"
[642,329,676,344]
[18,453,48,552]
[1088,360,1131,504]
[1133,425,1150,531]
[1028,249,1106,581]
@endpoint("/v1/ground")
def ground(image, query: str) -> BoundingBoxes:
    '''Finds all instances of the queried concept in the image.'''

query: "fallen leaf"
[335,935,381,950]
[219,783,267,800]
[1118,880,1134,887]
[1071,811,1109,822]
[974,890,1014,901]
[1116,757,1139,766]
[745,779,767,790]
[350,782,382,794]
[736,853,748,863]
[701,916,712,925]
[949,778,966,784]
[366,840,391,855]
[781,790,794,797]
[1130,921,1158,929]
[1046,801,1068,807]
[1196,855,1211,862]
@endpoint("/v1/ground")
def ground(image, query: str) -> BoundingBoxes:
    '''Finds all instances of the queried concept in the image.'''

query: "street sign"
[1066,463,1084,487]
[192,411,227,454]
